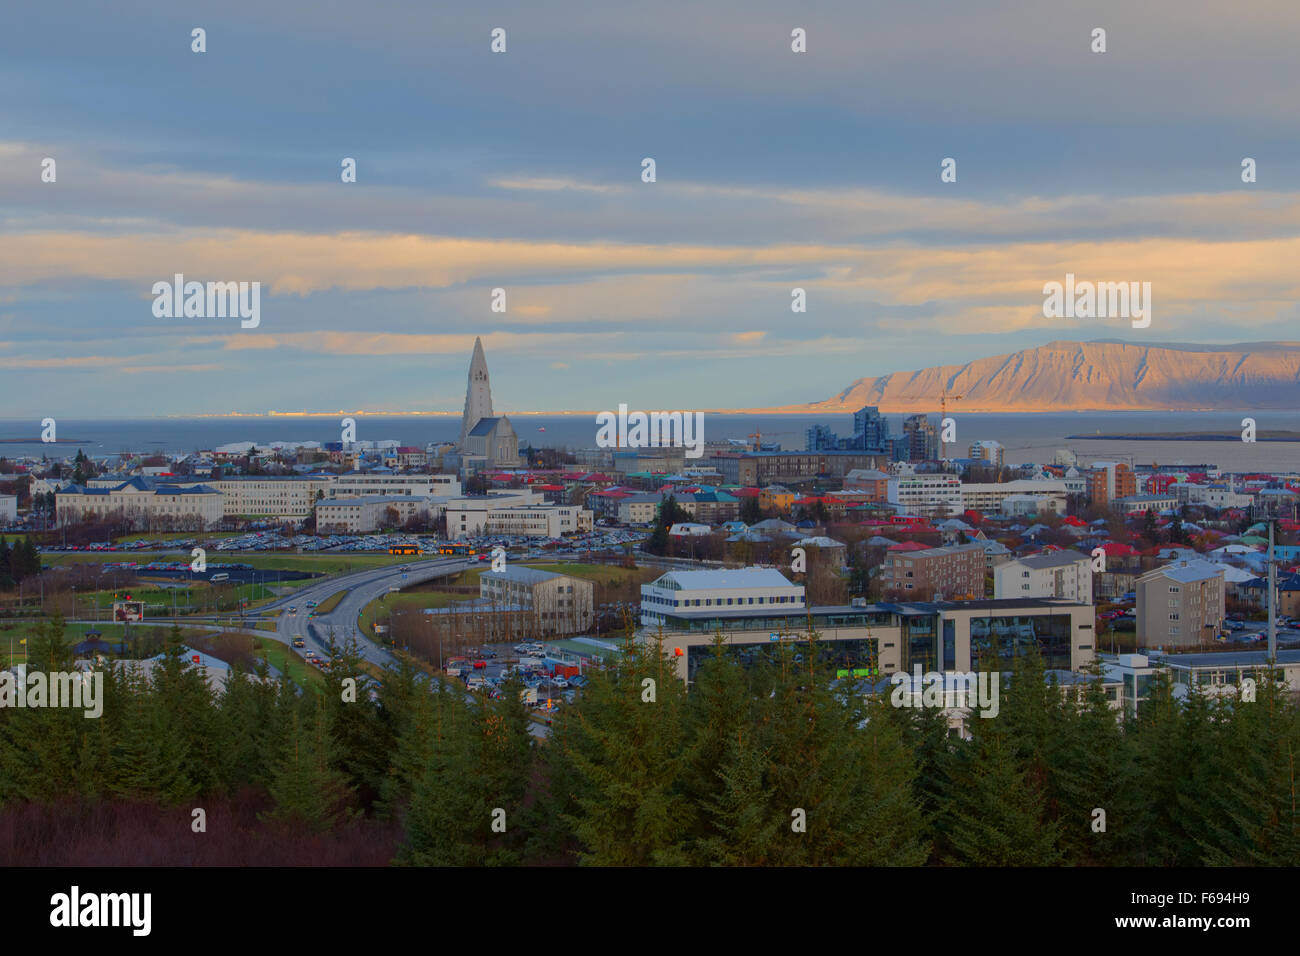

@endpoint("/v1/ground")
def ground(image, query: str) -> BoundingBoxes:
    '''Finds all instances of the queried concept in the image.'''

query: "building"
[806,424,838,452]
[639,585,1096,686]
[901,414,938,462]
[204,476,335,519]
[967,440,1005,470]
[1136,560,1226,648]
[457,337,521,470]
[707,451,887,486]
[444,491,542,535]
[57,478,223,529]
[330,473,460,499]
[615,492,668,525]
[315,495,439,533]
[443,491,591,536]
[1111,493,1178,515]
[640,568,806,629]
[1088,461,1137,507]
[888,474,963,516]
[961,480,1068,515]
[853,406,891,453]
[999,493,1060,517]
[0,495,15,523]
[843,469,890,500]
[880,542,986,600]
[480,503,593,537]
[994,551,1093,604]
[1170,483,1253,510]
[479,565,594,635]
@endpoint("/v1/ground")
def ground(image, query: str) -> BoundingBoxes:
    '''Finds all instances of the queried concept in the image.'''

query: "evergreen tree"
[264,694,355,833]
[560,633,693,865]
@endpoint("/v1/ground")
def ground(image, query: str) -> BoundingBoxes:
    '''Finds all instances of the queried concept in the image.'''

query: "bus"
[388,545,423,555]
[437,543,475,556]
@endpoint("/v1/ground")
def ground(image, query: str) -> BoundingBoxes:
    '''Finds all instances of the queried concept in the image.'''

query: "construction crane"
[748,431,762,452]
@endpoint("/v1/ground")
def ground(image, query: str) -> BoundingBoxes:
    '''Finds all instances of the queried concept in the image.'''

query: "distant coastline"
[1066,431,1300,442]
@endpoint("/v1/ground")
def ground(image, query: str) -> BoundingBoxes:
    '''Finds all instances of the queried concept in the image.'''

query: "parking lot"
[442,640,592,717]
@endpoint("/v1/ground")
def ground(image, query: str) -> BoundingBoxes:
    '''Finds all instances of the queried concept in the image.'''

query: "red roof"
[887,541,930,552]
[1099,541,1139,557]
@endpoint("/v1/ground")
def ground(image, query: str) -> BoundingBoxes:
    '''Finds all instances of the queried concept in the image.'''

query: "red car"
[473,660,487,669]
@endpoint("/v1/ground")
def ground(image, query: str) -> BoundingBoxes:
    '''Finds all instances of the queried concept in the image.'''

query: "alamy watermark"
[152,274,260,329]
[890,666,1000,718]
[1043,273,1151,329]
[0,669,103,718]
[594,403,704,459]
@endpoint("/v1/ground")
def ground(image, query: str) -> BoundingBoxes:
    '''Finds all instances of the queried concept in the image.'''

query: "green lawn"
[314,590,347,615]
[253,636,324,690]
[358,590,474,636]
[42,550,405,575]
[65,581,277,618]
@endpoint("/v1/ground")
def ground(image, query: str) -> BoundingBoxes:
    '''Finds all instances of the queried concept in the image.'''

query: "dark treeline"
[1,617,1297,865]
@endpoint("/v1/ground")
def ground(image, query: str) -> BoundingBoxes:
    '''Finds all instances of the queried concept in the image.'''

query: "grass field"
[358,590,474,636]
[314,590,347,615]
[42,551,407,575]
[253,636,323,689]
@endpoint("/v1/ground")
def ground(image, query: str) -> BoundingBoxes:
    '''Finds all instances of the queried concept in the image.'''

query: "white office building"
[888,474,963,516]
[641,568,805,629]
[961,480,1068,515]
[330,473,461,499]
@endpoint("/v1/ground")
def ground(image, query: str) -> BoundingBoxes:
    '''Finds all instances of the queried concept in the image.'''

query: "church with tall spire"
[456,336,520,471]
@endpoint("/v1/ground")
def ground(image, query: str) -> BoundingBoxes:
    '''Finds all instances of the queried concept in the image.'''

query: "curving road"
[265,556,473,668]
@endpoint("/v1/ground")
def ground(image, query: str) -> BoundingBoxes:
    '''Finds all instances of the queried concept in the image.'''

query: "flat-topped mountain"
[796,340,1300,413]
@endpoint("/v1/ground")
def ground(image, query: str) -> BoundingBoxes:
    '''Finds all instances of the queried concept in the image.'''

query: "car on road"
[292,638,305,647]
[472,660,487,669]
[288,606,297,614]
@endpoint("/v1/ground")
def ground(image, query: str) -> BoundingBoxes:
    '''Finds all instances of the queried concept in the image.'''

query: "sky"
[1,0,1298,418]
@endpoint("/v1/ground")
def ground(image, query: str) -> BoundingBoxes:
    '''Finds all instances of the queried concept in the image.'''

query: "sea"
[1,411,1299,473]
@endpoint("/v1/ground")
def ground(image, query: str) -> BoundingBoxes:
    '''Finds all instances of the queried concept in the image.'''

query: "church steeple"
[458,336,494,447]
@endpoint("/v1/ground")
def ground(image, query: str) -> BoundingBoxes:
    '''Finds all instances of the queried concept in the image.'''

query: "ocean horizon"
[2,411,1298,472]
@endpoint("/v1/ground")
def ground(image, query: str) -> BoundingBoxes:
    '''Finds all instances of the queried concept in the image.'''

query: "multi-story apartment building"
[479,565,594,635]
[1136,560,1226,648]
[880,542,986,600]
[967,440,1005,470]
[853,406,891,453]
[1088,461,1136,507]
[0,495,17,523]
[994,551,1093,604]
[615,493,668,525]
[902,414,938,462]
